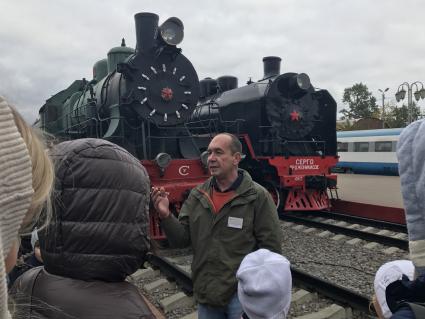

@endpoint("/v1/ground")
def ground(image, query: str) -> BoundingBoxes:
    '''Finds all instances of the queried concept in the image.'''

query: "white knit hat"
[0,96,33,318]
[236,249,292,319]
[374,260,415,319]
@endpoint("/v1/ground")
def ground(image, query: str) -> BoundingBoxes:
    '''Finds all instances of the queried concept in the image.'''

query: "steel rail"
[280,214,408,250]
[318,210,406,233]
[146,253,193,294]
[291,267,373,314]
[148,252,375,314]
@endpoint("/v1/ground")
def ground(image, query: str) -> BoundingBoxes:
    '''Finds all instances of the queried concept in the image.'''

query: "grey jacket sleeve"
[397,119,425,272]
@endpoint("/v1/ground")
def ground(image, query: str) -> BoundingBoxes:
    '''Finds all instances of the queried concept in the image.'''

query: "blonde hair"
[370,294,384,319]
[10,108,54,233]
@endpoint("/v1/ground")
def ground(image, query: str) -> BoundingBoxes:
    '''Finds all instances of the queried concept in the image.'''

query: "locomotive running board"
[284,189,330,211]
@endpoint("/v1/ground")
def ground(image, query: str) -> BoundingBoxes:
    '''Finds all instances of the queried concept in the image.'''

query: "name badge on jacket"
[228,217,243,229]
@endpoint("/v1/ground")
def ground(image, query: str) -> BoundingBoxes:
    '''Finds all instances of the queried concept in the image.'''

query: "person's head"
[40,138,150,282]
[372,260,415,319]
[0,96,54,317]
[207,133,242,179]
[2,104,54,272]
[236,249,292,319]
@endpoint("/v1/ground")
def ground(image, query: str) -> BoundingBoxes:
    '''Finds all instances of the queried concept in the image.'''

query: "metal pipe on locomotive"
[190,56,338,211]
[39,12,209,239]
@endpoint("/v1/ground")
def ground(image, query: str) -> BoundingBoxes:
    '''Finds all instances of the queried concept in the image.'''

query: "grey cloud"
[1,0,425,122]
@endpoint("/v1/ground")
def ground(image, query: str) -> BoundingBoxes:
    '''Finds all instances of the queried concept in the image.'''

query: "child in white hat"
[236,249,292,319]
[372,260,415,318]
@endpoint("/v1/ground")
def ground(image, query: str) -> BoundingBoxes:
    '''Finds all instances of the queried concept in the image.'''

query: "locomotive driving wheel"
[259,180,285,213]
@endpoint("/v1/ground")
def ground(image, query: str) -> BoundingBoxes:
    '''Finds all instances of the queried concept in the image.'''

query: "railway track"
[128,210,406,318]
[281,212,408,250]
[316,210,406,233]
[129,251,195,319]
[129,251,375,318]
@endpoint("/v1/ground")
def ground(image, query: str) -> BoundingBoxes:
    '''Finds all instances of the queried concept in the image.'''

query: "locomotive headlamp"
[296,73,311,90]
[200,151,209,168]
[159,17,184,46]
[155,152,172,169]
[277,73,311,98]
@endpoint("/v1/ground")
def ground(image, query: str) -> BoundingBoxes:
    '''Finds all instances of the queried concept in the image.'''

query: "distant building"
[337,118,385,131]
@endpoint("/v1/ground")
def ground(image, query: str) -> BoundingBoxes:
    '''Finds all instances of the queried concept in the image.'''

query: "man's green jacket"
[161,170,283,307]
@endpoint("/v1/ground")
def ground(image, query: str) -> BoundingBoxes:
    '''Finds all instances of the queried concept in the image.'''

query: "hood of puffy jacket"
[40,138,150,281]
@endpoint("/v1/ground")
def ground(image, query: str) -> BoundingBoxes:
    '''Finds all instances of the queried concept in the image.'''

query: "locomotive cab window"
[354,142,369,152]
[337,142,348,152]
[375,141,393,152]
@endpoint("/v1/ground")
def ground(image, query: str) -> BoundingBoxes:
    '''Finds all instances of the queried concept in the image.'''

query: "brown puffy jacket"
[10,139,154,318]
[12,267,155,318]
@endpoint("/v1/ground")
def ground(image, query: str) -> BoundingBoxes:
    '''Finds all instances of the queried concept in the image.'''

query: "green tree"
[384,102,421,128]
[341,83,378,119]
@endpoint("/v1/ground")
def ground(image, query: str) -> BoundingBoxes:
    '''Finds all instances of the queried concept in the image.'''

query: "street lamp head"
[400,89,407,100]
[420,88,425,99]
[414,90,421,101]
[395,91,401,102]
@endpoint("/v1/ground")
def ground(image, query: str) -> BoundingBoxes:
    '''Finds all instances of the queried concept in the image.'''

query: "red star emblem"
[290,110,300,121]
[161,87,173,101]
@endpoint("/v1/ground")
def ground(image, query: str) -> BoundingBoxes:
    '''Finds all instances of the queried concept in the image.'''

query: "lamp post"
[395,81,425,125]
[379,88,389,128]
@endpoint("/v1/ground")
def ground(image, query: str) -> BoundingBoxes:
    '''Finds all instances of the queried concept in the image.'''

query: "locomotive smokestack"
[134,12,159,54]
[263,56,281,79]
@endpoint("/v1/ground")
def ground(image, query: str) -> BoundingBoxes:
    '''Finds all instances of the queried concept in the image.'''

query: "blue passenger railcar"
[335,128,403,175]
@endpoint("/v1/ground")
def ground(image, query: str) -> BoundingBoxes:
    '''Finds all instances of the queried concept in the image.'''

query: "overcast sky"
[1,0,424,123]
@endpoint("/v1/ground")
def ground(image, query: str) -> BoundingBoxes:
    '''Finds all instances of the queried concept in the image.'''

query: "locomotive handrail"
[142,123,205,159]
[259,139,326,144]
[257,137,327,157]
[185,118,221,135]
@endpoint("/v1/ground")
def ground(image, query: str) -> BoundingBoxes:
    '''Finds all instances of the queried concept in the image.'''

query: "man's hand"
[151,187,171,219]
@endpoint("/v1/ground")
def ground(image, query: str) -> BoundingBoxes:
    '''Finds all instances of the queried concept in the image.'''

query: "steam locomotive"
[191,56,338,211]
[39,12,338,239]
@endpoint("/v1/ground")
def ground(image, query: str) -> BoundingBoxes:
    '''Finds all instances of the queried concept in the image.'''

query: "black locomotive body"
[193,57,336,157]
[190,57,338,210]
[40,12,200,161]
[39,12,210,239]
